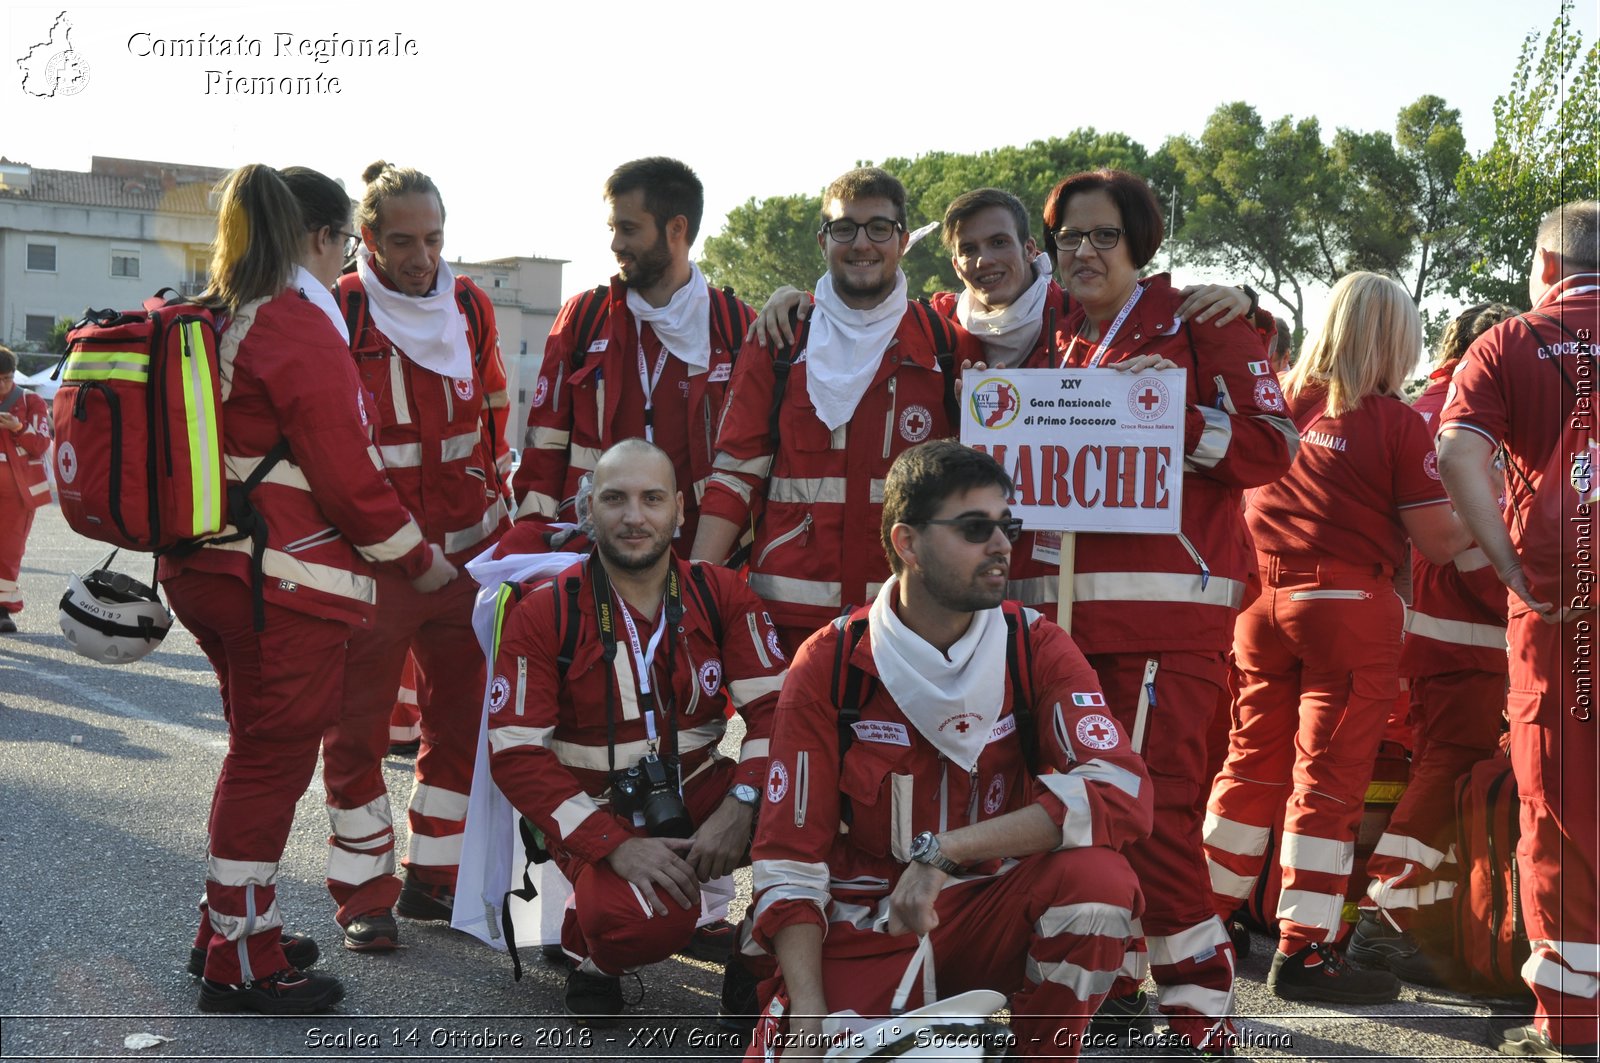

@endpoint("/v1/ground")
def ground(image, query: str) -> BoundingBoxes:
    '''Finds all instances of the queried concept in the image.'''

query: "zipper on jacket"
[703,398,714,470]
[442,375,455,423]
[756,513,812,567]
[966,767,980,824]
[937,757,949,834]
[1176,532,1211,591]
[882,376,898,459]
[1288,589,1374,601]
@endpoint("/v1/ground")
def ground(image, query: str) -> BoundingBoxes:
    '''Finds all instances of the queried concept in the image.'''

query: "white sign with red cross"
[961,368,1186,534]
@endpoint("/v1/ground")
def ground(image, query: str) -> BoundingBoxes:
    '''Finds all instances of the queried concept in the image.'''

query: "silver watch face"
[910,832,934,858]
[731,783,759,805]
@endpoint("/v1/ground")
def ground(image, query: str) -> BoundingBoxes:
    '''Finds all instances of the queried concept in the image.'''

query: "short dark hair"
[1537,200,1600,273]
[822,166,907,228]
[1042,169,1164,268]
[0,345,16,374]
[880,441,1015,575]
[941,188,1030,251]
[605,157,706,244]
[279,165,350,236]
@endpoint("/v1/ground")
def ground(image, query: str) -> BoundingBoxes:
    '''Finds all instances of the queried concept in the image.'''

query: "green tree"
[700,192,822,307]
[1453,1,1599,305]
[1394,95,1472,303]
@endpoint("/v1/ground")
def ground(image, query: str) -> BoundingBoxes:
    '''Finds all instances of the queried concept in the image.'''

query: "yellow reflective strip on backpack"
[490,584,516,660]
[61,350,152,382]
[179,320,225,535]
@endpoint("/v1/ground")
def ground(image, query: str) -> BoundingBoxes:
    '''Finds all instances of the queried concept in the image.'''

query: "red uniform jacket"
[1059,274,1298,655]
[701,303,983,634]
[514,278,751,546]
[488,555,786,866]
[338,272,511,566]
[0,388,51,511]
[1400,363,1508,677]
[158,288,431,626]
[750,605,1153,949]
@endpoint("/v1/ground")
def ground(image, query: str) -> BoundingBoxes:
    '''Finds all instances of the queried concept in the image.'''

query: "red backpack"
[1451,753,1532,997]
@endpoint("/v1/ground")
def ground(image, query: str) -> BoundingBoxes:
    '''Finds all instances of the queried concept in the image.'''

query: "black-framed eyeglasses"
[820,217,904,244]
[1052,226,1124,251]
[340,231,362,258]
[917,517,1024,544]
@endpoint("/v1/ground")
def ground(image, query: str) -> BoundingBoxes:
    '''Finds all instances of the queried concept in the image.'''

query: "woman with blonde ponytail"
[163,164,455,1015]
[1201,273,1475,1005]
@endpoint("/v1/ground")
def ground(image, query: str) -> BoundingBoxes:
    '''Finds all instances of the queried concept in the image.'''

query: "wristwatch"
[908,830,962,875]
[727,783,760,809]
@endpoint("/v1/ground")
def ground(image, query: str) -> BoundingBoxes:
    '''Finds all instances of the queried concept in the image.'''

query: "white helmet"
[58,566,172,664]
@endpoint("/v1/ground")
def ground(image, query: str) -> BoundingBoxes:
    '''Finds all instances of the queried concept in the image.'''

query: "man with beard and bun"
[320,161,513,952]
[747,187,1255,614]
[510,157,752,554]
[745,440,1150,1061]
[691,167,982,654]
[487,438,785,1023]
[1438,201,1600,1061]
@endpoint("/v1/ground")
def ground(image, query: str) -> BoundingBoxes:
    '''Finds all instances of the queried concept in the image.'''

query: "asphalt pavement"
[1,504,1525,1061]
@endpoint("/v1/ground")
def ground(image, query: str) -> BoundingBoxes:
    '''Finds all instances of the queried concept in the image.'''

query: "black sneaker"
[563,969,623,1025]
[0,614,16,634]
[1227,918,1252,961]
[1268,941,1400,1004]
[1346,910,1418,968]
[1086,989,1154,1042]
[197,967,344,1014]
[395,872,453,922]
[716,954,761,1034]
[187,931,319,977]
[388,739,420,757]
[541,943,575,969]
[1494,1024,1599,1060]
[1150,1031,1235,1058]
[685,919,736,963]
[344,910,400,952]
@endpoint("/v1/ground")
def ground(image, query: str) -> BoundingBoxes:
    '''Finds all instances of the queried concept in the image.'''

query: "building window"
[25,314,54,342]
[26,243,56,272]
[493,275,509,288]
[111,249,140,278]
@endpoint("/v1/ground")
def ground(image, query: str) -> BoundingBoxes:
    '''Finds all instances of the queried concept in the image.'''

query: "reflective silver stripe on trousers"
[1074,571,1245,609]
[749,573,841,609]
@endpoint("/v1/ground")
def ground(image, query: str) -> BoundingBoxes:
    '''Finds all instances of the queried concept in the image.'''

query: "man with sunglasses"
[746,440,1151,1060]
[692,167,982,654]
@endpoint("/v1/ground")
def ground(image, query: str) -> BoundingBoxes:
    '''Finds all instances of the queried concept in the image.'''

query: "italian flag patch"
[1247,360,1271,376]
[1072,692,1106,708]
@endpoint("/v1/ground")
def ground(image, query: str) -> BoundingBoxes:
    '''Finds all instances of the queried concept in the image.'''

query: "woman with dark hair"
[165,163,454,1014]
[1348,300,1518,983]
[1202,273,1473,1006]
[1040,168,1299,1057]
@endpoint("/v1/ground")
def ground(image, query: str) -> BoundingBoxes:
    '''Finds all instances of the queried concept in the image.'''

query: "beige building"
[448,255,566,445]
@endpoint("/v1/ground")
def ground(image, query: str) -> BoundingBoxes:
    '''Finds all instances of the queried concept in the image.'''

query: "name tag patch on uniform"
[987,715,1017,743]
[708,363,732,383]
[587,339,609,354]
[851,720,910,746]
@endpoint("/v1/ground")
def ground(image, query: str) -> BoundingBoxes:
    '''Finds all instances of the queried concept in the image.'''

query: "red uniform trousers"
[1509,612,1599,1047]
[1204,561,1402,955]
[321,571,481,922]
[1363,670,1504,930]
[552,759,738,975]
[389,652,424,748]
[747,847,1141,1061]
[1090,650,1237,1052]
[0,501,34,615]
[165,571,351,983]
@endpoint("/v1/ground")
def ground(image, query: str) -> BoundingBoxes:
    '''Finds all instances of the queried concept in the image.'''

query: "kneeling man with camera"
[747,441,1153,1060]
[488,439,785,1021]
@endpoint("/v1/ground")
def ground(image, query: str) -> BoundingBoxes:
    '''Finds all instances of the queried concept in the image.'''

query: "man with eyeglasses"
[745,439,1152,1061]
[691,166,982,654]
[511,157,754,554]
[747,188,1260,614]
[320,161,513,953]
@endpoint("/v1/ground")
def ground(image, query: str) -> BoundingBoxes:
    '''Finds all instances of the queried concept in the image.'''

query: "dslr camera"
[611,752,693,838]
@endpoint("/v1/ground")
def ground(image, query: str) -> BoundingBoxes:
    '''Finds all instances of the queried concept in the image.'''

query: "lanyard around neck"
[634,322,672,443]
[1062,284,1144,368]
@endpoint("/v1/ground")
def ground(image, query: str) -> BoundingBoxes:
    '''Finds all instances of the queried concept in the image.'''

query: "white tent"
[13,367,62,399]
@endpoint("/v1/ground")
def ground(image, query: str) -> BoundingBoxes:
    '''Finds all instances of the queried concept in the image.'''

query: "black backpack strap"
[340,285,368,343]
[768,308,808,448]
[686,562,724,646]
[501,814,552,982]
[553,575,583,680]
[1003,606,1038,775]
[569,285,612,371]
[829,614,871,826]
[914,298,962,431]
[455,283,508,502]
[709,285,751,360]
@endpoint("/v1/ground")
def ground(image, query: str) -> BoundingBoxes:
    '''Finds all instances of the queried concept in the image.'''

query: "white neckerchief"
[956,252,1052,368]
[355,247,472,378]
[626,263,712,372]
[806,270,908,431]
[867,577,1007,772]
[293,265,349,345]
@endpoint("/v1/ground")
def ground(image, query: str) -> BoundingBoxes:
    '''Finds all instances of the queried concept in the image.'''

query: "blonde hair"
[195,164,302,313]
[1284,272,1420,418]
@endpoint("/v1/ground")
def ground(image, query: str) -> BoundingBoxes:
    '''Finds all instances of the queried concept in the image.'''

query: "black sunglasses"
[917,517,1024,543]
